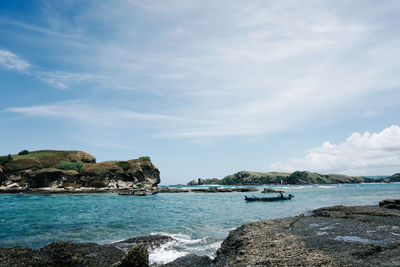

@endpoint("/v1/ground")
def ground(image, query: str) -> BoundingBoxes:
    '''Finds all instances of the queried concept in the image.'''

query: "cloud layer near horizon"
[269,125,400,175]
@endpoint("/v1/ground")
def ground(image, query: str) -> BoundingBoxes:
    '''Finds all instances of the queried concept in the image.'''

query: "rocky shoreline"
[0,186,259,194]
[1,200,399,266]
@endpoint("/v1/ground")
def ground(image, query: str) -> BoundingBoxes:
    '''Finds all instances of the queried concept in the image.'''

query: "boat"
[244,193,294,202]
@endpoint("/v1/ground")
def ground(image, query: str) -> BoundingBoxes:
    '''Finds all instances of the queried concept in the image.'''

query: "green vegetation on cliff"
[0,150,160,189]
[385,173,400,183]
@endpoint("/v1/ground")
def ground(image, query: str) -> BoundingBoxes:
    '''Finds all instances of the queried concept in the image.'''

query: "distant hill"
[0,150,160,189]
[383,173,400,183]
[190,170,378,185]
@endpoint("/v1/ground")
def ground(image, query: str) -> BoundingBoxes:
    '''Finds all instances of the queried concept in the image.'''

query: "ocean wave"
[148,232,222,265]
[317,186,337,189]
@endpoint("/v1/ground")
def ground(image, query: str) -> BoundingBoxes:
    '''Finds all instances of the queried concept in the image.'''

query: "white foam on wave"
[148,232,222,265]
[317,186,337,189]
[149,243,188,265]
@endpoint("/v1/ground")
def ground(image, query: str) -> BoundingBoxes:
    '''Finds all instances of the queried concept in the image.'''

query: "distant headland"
[0,150,160,193]
[187,170,400,186]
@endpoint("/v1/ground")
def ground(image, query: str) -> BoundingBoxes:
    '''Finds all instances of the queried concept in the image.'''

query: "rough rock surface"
[114,244,149,267]
[213,203,400,266]
[0,242,125,267]
[161,254,212,267]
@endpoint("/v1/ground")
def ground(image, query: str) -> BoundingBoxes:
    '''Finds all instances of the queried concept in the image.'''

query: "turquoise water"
[0,183,399,264]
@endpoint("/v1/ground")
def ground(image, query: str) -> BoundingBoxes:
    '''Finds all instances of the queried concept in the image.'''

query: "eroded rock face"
[213,204,400,266]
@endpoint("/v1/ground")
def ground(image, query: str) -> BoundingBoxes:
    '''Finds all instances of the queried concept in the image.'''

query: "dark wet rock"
[114,244,149,267]
[115,234,174,250]
[0,241,125,267]
[161,254,212,267]
[0,246,41,267]
[379,199,400,210]
[213,204,400,266]
[38,241,125,267]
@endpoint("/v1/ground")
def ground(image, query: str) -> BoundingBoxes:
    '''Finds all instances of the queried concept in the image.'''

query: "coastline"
[0,186,259,194]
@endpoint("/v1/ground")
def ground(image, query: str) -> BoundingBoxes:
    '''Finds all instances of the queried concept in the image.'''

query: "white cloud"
[35,71,96,89]
[0,49,30,71]
[5,101,195,128]
[269,126,400,175]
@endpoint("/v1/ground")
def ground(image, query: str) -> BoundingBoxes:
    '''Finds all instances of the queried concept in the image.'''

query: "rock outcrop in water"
[212,202,400,266]
[0,150,160,191]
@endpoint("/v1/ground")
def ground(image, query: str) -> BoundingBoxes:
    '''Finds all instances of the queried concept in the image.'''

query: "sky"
[0,0,400,184]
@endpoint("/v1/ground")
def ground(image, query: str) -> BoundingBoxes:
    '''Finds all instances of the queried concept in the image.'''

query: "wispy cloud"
[0,49,30,71]
[0,48,95,89]
[269,125,400,175]
[35,71,96,89]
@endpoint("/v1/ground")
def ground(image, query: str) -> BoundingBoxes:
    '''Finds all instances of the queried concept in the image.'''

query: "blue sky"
[1,0,400,184]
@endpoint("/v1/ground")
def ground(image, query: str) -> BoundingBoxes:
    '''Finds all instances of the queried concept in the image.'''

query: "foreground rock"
[114,244,148,267]
[0,242,125,267]
[161,254,212,267]
[0,234,174,267]
[213,202,400,266]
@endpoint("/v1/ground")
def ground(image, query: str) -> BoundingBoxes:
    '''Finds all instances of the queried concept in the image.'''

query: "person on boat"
[280,192,284,198]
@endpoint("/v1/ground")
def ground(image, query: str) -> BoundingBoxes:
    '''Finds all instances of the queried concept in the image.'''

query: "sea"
[0,183,399,265]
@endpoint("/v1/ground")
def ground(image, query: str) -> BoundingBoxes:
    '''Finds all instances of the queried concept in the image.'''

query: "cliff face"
[218,170,373,185]
[0,150,160,189]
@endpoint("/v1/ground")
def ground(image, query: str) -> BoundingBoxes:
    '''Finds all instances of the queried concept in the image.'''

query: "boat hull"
[245,195,294,202]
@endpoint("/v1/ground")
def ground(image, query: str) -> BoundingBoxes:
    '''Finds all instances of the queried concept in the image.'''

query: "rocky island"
[0,150,160,193]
